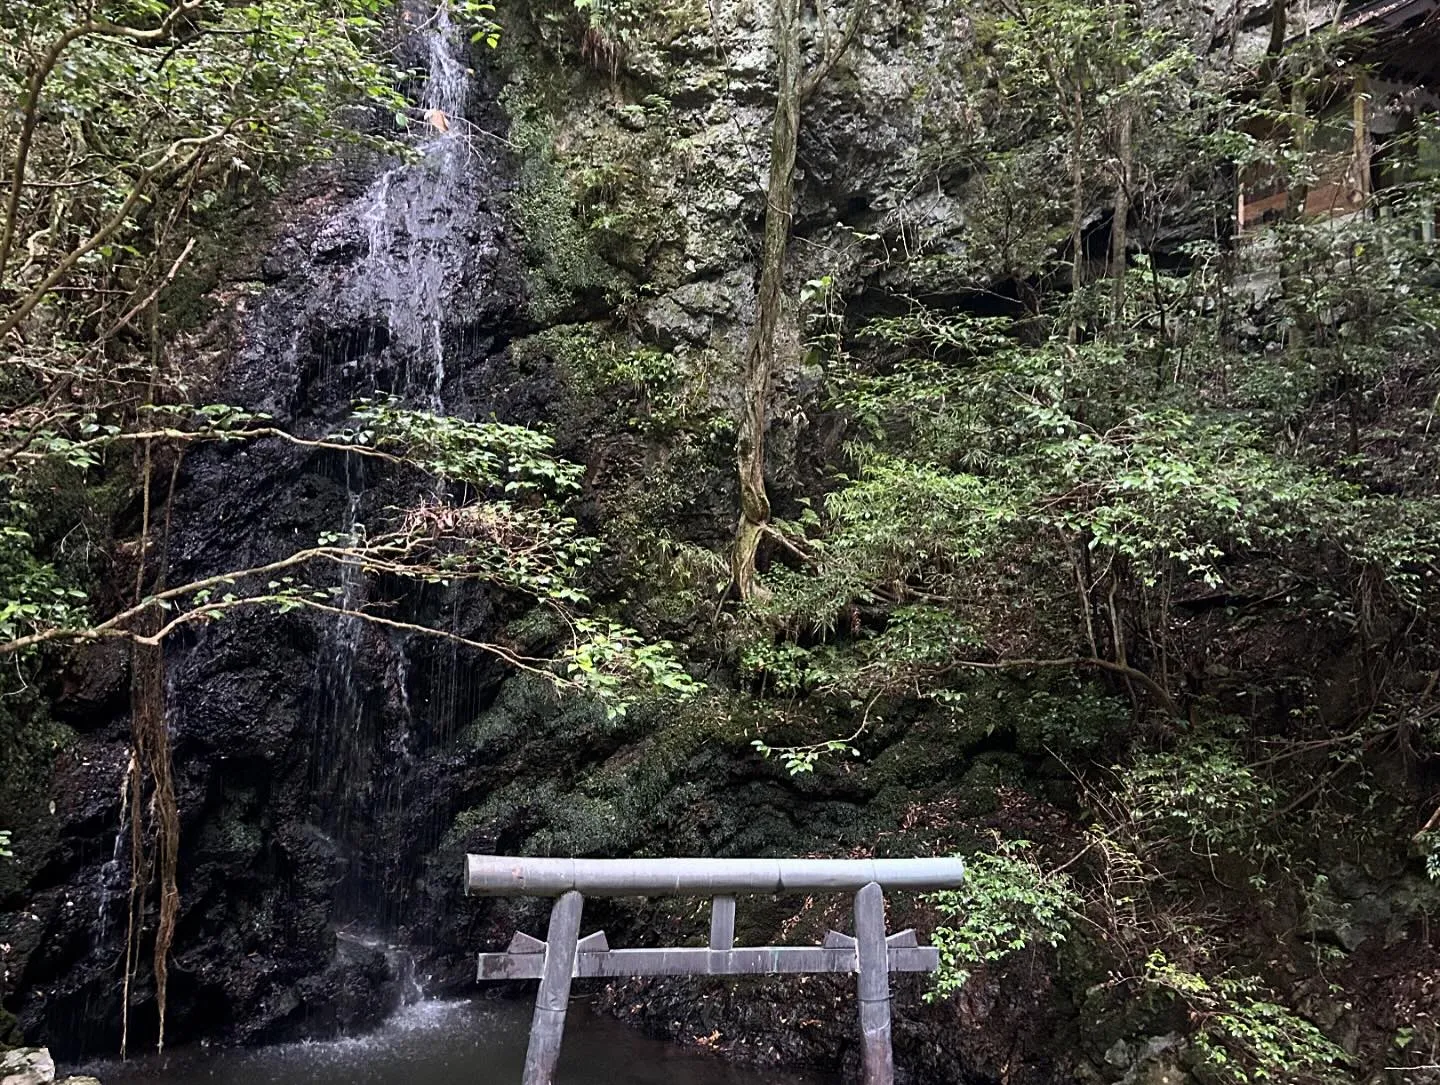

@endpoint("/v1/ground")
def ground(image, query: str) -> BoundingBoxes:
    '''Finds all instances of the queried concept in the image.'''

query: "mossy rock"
[0,1006,24,1050]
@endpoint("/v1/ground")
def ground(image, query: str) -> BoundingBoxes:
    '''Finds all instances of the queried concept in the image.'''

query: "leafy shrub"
[1144,953,1351,1085]
[1116,735,1279,863]
[926,840,1081,997]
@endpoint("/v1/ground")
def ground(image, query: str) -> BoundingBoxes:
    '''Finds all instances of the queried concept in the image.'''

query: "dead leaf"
[425,108,450,133]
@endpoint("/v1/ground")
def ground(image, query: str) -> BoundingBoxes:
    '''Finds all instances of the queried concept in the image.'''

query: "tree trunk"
[1109,100,1132,324]
[1067,87,1085,345]
[732,0,803,601]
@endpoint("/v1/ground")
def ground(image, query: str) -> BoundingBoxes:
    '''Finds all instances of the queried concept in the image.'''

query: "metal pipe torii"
[465,855,967,897]
[466,854,966,1085]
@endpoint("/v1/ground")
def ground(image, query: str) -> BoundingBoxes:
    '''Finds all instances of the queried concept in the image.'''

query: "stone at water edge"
[0,1047,54,1085]
[0,1048,100,1085]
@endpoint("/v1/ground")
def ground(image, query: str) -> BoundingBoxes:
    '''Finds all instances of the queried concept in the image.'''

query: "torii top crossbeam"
[464,855,967,897]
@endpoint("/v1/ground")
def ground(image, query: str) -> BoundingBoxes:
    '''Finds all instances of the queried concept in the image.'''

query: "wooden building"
[1237,0,1440,235]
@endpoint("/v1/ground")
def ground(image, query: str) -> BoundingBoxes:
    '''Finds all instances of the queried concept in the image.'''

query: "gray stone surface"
[0,1048,55,1085]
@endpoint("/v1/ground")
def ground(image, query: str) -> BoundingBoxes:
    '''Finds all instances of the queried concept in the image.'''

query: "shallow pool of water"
[78,999,830,1085]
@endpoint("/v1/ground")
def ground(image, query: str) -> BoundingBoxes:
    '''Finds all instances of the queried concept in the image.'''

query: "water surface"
[83,999,829,1085]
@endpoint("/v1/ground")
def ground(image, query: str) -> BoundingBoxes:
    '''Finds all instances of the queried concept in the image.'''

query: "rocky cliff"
[3,0,1438,1083]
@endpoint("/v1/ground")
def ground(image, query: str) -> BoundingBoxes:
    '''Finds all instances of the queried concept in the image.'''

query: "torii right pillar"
[854,881,895,1085]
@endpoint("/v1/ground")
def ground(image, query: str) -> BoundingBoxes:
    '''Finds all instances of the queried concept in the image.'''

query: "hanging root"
[123,630,180,1054]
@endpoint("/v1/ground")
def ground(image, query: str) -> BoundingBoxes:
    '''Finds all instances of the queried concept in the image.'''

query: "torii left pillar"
[522,890,584,1085]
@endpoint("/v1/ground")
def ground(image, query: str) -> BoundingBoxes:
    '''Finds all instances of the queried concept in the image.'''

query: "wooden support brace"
[576,930,610,953]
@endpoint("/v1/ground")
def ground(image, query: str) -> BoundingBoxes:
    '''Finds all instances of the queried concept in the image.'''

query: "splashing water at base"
[78,1000,833,1085]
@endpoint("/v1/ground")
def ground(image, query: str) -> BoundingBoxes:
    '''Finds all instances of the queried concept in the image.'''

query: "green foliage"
[0,829,11,858]
[453,0,503,46]
[1419,831,1440,882]
[1117,736,1280,862]
[562,618,700,716]
[927,841,1081,997]
[1145,953,1351,1085]
[0,519,88,645]
[341,396,585,494]
[522,324,718,437]
[1,0,407,330]
[502,73,622,321]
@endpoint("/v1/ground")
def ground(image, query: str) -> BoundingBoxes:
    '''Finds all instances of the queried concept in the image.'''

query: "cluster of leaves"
[340,396,586,494]
[1,0,408,344]
[1145,952,1351,1085]
[562,617,700,716]
[522,325,717,437]
[926,840,1082,997]
[1117,735,1280,863]
[0,519,88,643]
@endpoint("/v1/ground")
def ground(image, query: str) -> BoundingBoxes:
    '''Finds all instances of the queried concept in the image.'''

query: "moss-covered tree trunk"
[733,0,803,602]
[733,0,863,601]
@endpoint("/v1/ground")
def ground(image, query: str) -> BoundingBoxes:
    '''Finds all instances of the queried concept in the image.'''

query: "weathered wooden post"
[710,894,736,951]
[522,890,584,1085]
[466,856,964,1085]
[854,881,894,1085]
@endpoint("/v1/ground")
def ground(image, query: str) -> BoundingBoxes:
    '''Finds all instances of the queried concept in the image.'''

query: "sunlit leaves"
[0,521,89,645]
[562,618,699,717]
[339,395,586,495]
[926,841,1080,997]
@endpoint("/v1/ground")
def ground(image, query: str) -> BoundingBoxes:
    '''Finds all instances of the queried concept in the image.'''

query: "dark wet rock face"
[2,11,532,1059]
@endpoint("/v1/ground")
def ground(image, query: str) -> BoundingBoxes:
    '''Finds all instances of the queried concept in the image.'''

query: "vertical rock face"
[3,8,540,1057]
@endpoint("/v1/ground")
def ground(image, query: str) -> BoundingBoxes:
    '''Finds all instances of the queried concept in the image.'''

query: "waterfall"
[307,0,483,950]
[346,4,472,410]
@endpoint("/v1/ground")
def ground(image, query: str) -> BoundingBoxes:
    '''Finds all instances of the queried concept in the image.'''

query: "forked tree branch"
[799,0,868,102]
[0,0,205,277]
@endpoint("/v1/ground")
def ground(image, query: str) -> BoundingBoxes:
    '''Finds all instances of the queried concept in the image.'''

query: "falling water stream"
[308,2,478,930]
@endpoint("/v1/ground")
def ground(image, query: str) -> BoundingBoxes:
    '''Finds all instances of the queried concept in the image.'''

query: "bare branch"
[800,0,868,102]
[949,656,1180,717]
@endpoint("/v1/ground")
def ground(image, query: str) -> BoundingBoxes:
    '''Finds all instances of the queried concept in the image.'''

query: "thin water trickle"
[312,455,375,923]
[95,769,129,948]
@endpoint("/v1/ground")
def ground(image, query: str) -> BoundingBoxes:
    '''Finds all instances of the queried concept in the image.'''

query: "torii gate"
[465,855,965,1085]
